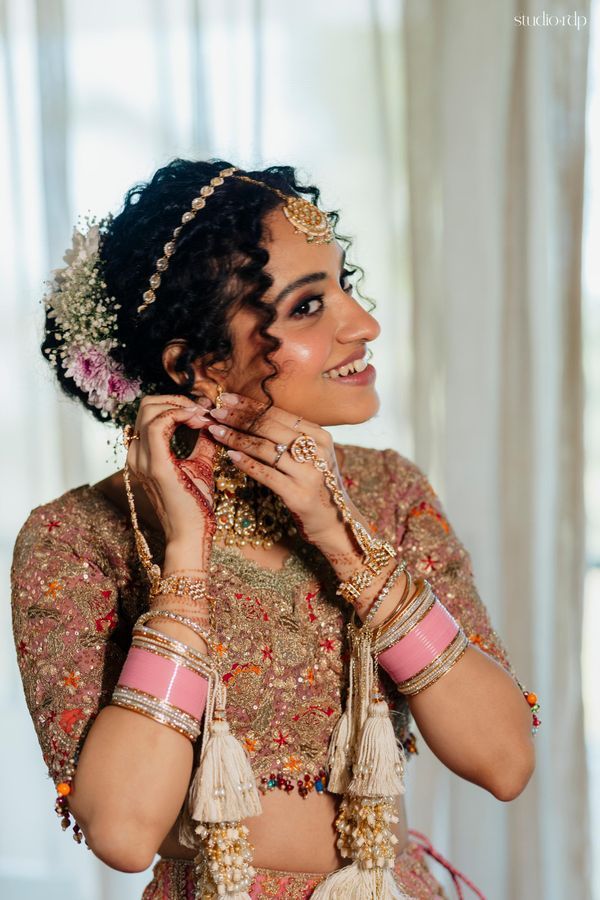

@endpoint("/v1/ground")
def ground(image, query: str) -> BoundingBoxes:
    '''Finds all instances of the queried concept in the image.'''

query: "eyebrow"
[273,248,347,306]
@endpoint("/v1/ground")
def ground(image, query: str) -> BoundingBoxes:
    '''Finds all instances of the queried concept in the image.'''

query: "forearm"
[319,525,535,801]
[71,543,210,871]
[408,645,535,799]
[70,692,195,871]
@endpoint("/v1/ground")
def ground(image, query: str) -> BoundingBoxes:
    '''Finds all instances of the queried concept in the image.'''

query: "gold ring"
[289,433,318,463]
[123,424,141,449]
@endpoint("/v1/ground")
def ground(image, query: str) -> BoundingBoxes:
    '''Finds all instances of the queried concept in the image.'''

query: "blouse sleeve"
[383,449,516,678]
[10,501,130,836]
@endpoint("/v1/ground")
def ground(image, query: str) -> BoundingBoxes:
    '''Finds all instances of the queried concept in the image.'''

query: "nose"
[336,294,381,343]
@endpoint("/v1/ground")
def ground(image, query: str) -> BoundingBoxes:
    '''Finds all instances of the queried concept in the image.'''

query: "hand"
[125,394,219,558]
[205,392,370,561]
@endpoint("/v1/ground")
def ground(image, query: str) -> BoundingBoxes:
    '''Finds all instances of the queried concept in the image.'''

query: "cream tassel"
[349,696,406,798]
[310,862,410,899]
[349,621,406,798]
[326,651,354,793]
[189,682,261,823]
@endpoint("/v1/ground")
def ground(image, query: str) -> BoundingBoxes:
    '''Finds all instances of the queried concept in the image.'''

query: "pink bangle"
[378,599,460,683]
[117,646,208,720]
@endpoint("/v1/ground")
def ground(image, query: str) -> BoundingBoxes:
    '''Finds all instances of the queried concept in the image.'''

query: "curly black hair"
[41,158,367,425]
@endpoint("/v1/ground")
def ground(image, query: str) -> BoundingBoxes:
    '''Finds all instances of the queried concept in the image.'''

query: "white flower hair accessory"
[43,217,142,426]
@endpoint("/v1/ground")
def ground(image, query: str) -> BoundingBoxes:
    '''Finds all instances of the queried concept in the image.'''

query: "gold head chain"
[137,166,334,314]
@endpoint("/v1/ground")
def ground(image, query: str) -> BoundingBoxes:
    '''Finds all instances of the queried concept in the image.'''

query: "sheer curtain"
[403,1,591,898]
[0,1,591,898]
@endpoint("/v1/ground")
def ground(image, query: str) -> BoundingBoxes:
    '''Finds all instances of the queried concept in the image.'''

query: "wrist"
[163,538,210,575]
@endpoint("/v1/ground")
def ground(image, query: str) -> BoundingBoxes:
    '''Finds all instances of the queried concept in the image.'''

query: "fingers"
[225,449,290,494]
[209,404,298,449]
[206,421,297,475]
[128,395,212,475]
[218,392,320,437]
[207,395,335,476]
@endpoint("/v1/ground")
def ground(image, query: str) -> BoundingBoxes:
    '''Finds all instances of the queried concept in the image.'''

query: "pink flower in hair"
[107,371,141,404]
[64,342,141,414]
[64,343,112,396]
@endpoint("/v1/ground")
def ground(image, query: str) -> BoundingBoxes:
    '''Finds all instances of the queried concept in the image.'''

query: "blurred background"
[0,1,597,898]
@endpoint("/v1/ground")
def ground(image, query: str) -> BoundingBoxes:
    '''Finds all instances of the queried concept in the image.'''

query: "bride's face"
[222,209,381,426]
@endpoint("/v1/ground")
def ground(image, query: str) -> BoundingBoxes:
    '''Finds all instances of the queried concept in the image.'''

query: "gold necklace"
[212,448,297,549]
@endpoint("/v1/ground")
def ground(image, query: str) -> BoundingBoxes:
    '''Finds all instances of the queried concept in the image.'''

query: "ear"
[161,340,227,403]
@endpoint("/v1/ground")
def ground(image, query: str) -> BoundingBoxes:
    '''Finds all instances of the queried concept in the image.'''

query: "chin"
[319,392,380,426]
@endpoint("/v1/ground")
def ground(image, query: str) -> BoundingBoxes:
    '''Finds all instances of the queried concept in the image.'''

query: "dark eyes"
[290,269,355,319]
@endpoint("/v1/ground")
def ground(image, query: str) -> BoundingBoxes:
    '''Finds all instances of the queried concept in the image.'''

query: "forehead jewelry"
[138,167,334,314]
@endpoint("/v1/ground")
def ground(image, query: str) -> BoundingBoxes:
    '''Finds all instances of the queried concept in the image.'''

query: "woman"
[11,159,539,899]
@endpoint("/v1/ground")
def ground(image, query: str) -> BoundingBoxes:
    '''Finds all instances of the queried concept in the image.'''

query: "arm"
[11,508,209,872]
[317,451,535,801]
[385,452,535,800]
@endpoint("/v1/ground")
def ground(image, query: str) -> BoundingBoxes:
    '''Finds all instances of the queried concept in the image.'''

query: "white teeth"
[324,355,368,379]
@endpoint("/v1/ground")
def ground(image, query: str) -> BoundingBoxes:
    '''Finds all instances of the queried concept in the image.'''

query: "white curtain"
[0,1,591,898]
[402,1,591,898]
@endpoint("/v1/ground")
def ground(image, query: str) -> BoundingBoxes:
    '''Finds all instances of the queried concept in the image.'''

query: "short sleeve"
[11,503,129,789]
[382,450,516,679]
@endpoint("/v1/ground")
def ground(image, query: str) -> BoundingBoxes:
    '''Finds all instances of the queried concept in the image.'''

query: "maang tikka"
[137,166,334,314]
[211,385,296,550]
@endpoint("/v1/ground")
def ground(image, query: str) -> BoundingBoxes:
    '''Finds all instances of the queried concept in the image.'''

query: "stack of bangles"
[368,574,469,695]
[110,609,215,740]
[354,566,541,733]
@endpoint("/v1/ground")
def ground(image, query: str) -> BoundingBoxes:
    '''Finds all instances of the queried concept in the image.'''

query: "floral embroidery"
[94,609,117,632]
[59,708,84,735]
[305,590,318,622]
[11,443,518,830]
[44,580,63,600]
[417,552,440,573]
[62,671,80,690]
[409,500,450,533]
[243,736,259,755]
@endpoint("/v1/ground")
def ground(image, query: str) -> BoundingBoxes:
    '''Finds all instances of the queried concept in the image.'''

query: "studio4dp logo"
[514,11,588,30]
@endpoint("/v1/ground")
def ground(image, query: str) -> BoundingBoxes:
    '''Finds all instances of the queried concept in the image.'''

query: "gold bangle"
[136,609,216,651]
[336,568,375,604]
[150,573,208,605]
[363,561,408,627]
[373,579,435,650]
[111,685,201,741]
[396,629,469,695]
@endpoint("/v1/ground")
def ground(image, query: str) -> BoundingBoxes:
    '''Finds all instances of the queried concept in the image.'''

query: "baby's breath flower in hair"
[43,216,142,426]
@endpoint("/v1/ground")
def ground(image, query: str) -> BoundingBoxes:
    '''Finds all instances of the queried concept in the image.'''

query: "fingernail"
[209,408,229,419]
[208,424,227,437]
[221,392,239,405]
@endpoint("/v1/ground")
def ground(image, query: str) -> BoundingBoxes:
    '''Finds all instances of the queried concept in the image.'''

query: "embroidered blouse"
[10,444,517,825]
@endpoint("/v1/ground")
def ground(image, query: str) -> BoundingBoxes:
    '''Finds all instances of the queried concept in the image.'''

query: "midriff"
[157,790,409,872]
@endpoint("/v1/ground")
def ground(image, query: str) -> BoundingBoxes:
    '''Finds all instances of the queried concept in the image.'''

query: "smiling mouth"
[322,356,369,379]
